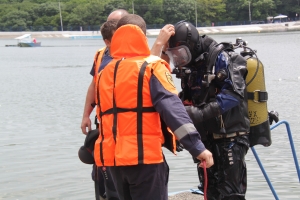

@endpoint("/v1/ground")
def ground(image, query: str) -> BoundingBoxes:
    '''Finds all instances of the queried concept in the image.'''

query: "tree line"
[0,0,300,31]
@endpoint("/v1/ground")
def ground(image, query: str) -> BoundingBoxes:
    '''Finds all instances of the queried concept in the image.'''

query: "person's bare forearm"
[150,24,174,62]
[81,80,96,134]
[83,80,96,117]
[151,41,170,63]
[150,40,165,56]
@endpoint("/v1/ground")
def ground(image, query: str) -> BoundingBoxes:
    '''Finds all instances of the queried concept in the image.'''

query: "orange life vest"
[92,47,106,84]
[92,47,106,124]
[94,25,177,166]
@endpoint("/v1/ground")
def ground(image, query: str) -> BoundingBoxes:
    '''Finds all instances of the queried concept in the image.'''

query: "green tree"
[71,2,105,26]
[225,0,277,22]
[0,3,14,17]
[223,0,244,21]
[132,0,164,24]
[197,0,226,25]
[0,0,299,30]
[103,0,130,19]
[248,0,276,20]
[34,2,59,17]
[163,0,195,24]
[276,0,300,20]
[65,12,84,26]
[0,10,30,30]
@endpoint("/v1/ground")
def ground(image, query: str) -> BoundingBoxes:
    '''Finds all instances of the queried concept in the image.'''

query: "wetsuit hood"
[110,24,150,59]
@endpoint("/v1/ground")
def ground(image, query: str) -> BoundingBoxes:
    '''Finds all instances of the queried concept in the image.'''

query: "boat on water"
[14,34,41,47]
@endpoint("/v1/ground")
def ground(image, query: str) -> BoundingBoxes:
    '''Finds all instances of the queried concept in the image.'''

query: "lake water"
[1,31,300,200]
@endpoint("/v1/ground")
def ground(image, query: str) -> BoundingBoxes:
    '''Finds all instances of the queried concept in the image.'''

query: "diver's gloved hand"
[268,110,279,125]
[176,140,184,152]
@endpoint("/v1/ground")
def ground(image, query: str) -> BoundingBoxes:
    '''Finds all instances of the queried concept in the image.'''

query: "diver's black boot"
[197,183,203,192]
[197,164,204,193]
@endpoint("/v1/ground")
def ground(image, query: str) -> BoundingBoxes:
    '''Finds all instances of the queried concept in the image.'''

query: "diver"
[166,20,250,200]
[166,20,280,200]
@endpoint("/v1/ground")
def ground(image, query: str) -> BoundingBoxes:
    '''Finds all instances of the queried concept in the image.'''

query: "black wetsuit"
[184,50,250,200]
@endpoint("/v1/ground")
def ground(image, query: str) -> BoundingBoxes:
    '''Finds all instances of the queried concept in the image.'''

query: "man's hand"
[81,80,95,135]
[81,116,92,135]
[196,149,214,168]
[150,24,175,57]
[156,24,175,49]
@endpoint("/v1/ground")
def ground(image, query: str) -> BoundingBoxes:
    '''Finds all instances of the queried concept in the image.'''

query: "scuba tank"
[238,38,271,147]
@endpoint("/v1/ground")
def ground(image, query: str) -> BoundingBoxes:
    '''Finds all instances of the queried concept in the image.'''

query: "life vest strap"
[96,72,105,166]
[137,61,149,164]
[100,107,156,116]
[112,60,122,143]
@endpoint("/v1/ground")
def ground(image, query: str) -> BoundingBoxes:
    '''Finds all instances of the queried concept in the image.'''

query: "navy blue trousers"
[109,159,169,200]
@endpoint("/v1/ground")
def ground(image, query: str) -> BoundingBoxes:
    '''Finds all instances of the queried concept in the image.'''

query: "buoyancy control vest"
[206,40,271,147]
[203,43,250,136]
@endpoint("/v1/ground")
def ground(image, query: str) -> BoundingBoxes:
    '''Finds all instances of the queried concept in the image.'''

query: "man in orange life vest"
[81,9,173,134]
[94,14,214,200]
[81,9,129,135]
[80,9,129,200]
[80,9,179,200]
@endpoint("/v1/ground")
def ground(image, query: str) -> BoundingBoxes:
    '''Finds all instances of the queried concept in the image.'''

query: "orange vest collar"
[110,24,150,59]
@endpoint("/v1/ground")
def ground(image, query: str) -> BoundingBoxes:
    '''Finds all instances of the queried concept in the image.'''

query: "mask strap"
[184,22,192,47]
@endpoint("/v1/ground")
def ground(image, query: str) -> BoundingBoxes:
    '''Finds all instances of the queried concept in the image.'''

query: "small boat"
[14,34,41,47]
[273,14,288,23]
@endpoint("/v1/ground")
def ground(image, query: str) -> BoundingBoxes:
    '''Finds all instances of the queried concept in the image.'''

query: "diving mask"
[166,45,192,68]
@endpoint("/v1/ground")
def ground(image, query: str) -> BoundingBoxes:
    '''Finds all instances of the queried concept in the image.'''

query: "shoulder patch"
[165,71,175,88]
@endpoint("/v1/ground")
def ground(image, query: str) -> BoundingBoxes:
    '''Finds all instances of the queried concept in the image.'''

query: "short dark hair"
[116,14,147,34]
[100,20,118,41]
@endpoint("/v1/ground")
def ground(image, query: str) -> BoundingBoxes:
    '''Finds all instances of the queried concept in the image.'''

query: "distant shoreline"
[1,22,300,39]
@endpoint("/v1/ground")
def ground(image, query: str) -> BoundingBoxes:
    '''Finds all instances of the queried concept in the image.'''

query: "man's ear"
[104,39,111,47]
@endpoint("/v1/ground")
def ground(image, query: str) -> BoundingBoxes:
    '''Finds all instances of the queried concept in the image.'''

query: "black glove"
[175,140,184,152]
[268,110,279,125]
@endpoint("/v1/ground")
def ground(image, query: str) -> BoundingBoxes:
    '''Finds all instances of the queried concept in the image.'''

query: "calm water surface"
[1,31,300,200]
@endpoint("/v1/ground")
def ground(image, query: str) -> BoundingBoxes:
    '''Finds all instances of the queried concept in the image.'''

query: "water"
[0,31,300,200]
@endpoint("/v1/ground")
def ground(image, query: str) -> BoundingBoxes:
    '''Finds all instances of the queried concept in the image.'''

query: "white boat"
[14,34,41,47]
[273,14,288,23]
